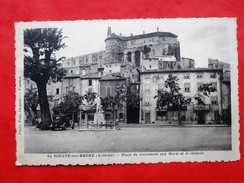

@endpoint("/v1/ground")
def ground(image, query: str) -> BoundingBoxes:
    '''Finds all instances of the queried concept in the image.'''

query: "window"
[144,75,150,79]
[184,83,190,92]
[72,86,75,92]
[144,84,150,92]
[68,79,74,85]
[71,70,73,74]
[72,59,76,65]
[107,86,111,96]
[105,113,111,120]
[88,79,92,86]
[211,82,217,91]
[119,113,123,119]
[88,114,94,121]
[56,88,59,95]
[145,98,150,106]
[66,87,69,93]
[210,73,216,78]
[156,111,166,119]
[163,62,168,68]
[184,73,190,79]
[211,96,218,105]
[27,79,30,84]
[197,73,203,78]
[145,102,150,106]
[109,70,112,73]
[149,65,152,68]
[81,114,85,120]
[88,87,92,93]
[197,82,203,91]
[127,52,132,62]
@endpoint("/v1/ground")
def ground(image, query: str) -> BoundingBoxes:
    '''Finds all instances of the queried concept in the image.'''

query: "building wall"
[64,51,105,67]
[103,63,121,75]
[61,77,81,95]
[100,79,127,122]
[80,78,100,96]
[181,57,195,69]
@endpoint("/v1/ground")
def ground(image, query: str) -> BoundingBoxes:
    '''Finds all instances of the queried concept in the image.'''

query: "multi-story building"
[99,73,127,122]
[139,68,225,124]
[208,58,231,124]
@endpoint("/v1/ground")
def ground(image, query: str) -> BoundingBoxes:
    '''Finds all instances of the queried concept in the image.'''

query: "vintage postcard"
[15,18,239,165]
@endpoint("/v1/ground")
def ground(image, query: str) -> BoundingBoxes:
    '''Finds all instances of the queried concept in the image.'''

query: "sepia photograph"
[15,18,239,165]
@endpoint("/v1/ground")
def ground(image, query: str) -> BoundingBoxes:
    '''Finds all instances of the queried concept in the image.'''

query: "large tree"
[24,28,67,130]
[154,74,216,125]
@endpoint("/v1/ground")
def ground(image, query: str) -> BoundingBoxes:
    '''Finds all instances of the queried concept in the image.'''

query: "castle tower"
[105,27,124,63]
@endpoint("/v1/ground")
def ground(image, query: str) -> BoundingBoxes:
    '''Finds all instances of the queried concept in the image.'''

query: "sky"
[23,18,237,68]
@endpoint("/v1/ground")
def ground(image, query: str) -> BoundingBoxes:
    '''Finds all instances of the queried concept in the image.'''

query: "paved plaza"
[24,126,231,153]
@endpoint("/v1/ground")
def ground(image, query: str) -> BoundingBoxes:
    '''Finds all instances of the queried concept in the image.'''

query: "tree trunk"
[178,109,182,125]
[36,80,52,130]
[31,108,38,126]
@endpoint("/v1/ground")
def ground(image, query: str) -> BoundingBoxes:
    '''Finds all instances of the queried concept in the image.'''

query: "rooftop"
[140,68,224,74]
[106,31,178,41]
[81,72,101,79]
[100,73,126,81]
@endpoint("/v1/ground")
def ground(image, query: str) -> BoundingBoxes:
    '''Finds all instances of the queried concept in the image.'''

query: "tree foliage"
[83,91,97,106]
[24,28,67,83]
[101,84,126,114]
[54,91,83,114]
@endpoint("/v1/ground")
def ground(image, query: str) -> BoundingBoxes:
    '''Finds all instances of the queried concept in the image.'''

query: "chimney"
[143,31,145,34]
[157,27,159,32]
[120,33,122,36]
[107,27,111,37]
[130,33,133,36]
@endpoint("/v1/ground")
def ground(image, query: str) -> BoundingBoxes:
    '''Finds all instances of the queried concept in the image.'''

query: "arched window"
[127,52,132,62]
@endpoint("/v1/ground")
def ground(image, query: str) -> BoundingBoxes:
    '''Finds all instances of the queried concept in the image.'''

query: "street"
[24,126,231,153]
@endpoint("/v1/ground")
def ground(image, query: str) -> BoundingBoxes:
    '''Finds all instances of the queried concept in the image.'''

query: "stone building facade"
[140,69,225,124]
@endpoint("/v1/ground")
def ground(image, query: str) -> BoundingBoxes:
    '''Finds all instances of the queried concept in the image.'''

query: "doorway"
[197,111,205,124]
[145,112,151,124]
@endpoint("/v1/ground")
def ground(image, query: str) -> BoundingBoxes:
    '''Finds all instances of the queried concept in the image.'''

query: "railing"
[79,120,119,130]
